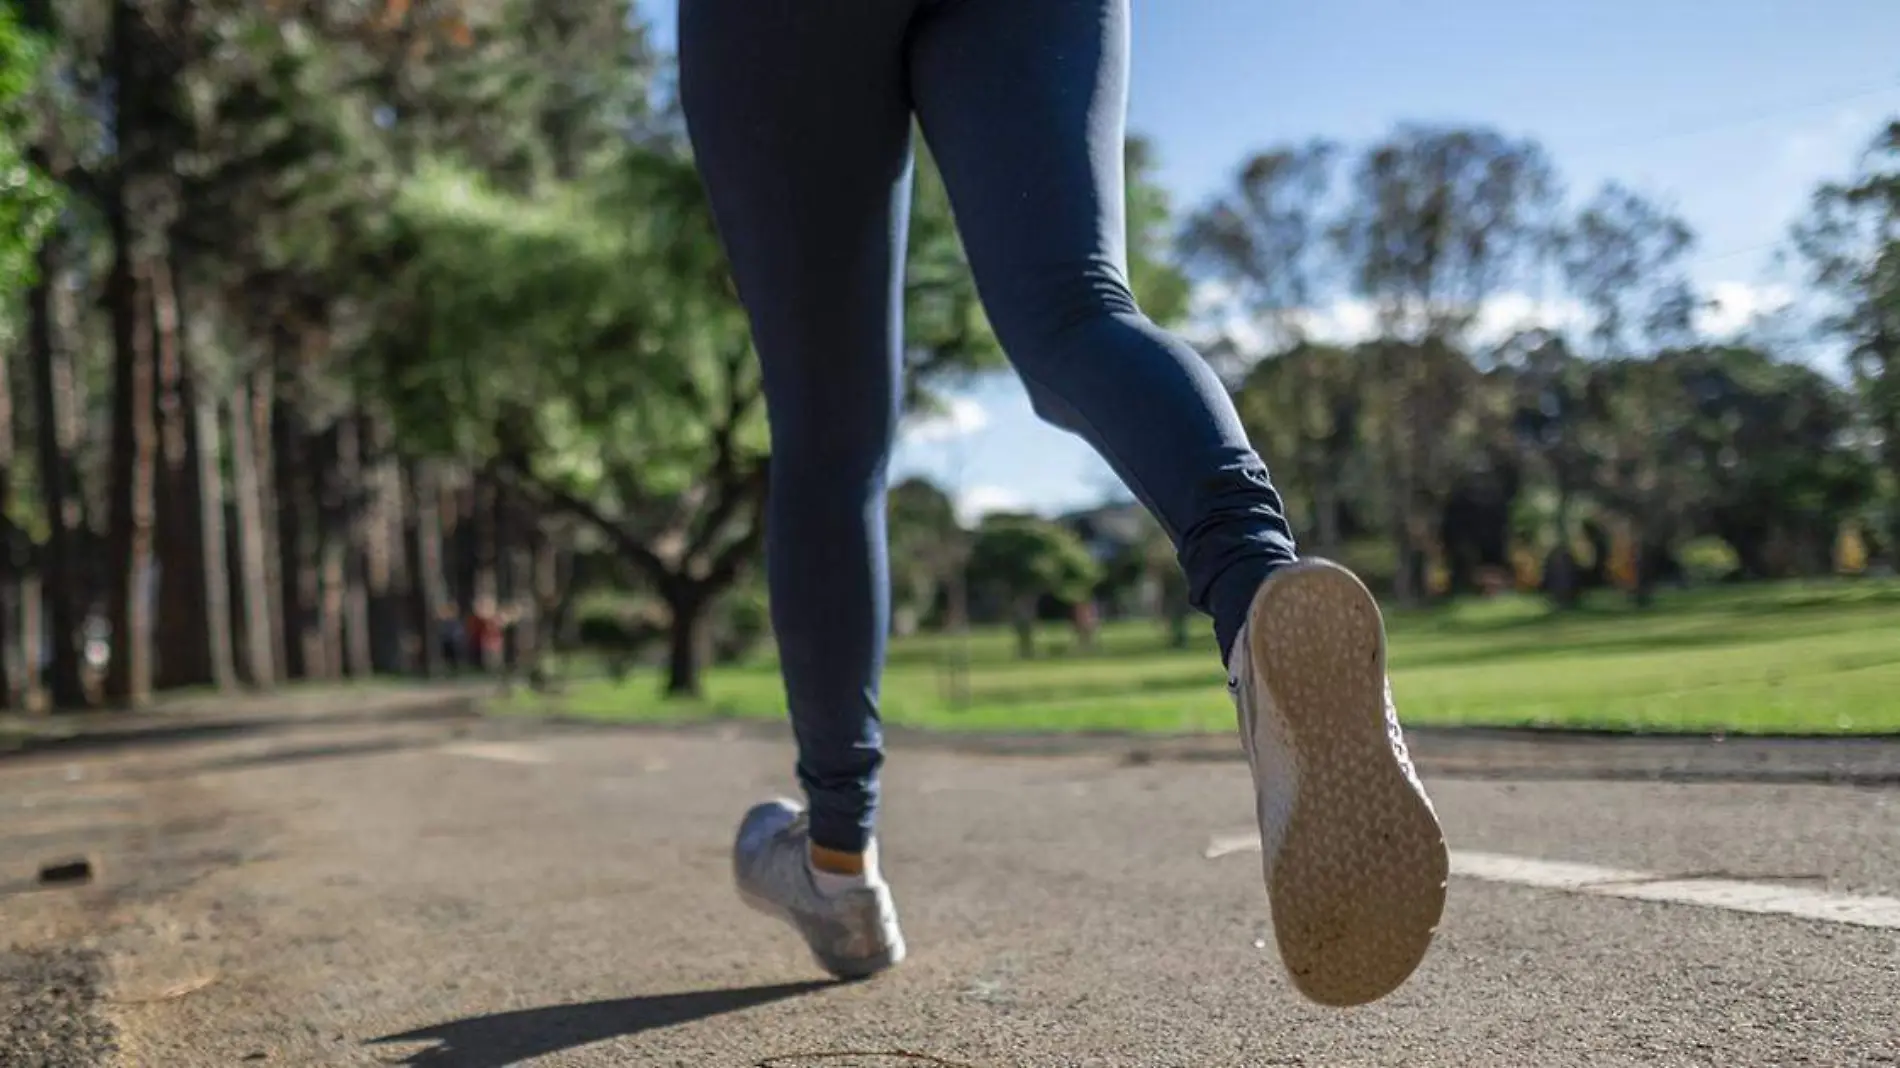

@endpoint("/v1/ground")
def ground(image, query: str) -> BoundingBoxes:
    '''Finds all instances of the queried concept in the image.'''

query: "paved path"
[3,708,1898,1067]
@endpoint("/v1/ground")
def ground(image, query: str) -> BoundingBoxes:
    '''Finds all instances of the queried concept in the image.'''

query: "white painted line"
[1204,832,1264,860]
[438,742,552,765]
[1203,833,1900,930]
[1451,851,1900,930]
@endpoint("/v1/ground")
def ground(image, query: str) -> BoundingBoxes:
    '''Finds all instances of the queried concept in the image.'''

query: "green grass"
[524,578,1900,737]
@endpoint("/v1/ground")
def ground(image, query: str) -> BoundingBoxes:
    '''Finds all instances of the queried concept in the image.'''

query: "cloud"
[1191,278,1807,351]
[954,484,1029,526]
[1697,281,1796,337]
[900,396,989,445]
[1469,293,1590,345]
[1189,281,1588,352]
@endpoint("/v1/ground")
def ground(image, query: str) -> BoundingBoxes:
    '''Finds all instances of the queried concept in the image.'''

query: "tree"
[886,476,965,635]
[1124,136,1195,328]
[1561,182,1698,357]
[965,514,1100,660]
[1673,345,1872,579]
[0,5,60,304]
[371,156,768,698]
[1181,142,1367,554]
[1332,125,1558,603]
[1791,120,1900,559]
[1125,508,1191,648]
[0,6,61,709]
[898,147,1004,411]
[1580,356,1699,605]
[1181,140,1340,355]
[1540,183,1699,604]
[1499,328,1595,605]
[1231,341,1363,554]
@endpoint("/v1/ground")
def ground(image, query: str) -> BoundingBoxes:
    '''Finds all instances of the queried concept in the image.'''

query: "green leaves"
[376,156,751,482]
[0,6,61,303]
[1791,119,1900,552]
[967,513,1102,608]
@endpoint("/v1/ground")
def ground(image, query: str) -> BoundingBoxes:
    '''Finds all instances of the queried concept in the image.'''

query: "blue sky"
[641,0,1900,522]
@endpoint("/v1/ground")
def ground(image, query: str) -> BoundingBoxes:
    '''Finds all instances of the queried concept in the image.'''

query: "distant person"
[436,604,468,671]
[466,598,504,675]
[680,0,1447,1006]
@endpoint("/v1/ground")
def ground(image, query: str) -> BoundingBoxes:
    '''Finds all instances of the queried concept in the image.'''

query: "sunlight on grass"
[519,579,1900,737]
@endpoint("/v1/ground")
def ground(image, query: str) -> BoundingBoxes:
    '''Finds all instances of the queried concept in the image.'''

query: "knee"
[766,397,897,491]
[987,265,1145,432]
[985,260,1141,355]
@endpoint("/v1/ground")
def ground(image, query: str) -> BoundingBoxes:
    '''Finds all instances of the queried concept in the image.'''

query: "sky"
[639,0,1900,524]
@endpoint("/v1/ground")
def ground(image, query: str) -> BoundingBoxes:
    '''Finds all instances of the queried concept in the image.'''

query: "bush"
[575,607,663,681]
[1335,538,1397,597]
[1679,537,1741,586]
[712,585,772,665]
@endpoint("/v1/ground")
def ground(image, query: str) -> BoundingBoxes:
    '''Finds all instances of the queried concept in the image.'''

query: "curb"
[497,705,1900,788]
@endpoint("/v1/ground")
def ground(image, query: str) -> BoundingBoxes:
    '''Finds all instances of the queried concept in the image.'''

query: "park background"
[1,0,1898,742]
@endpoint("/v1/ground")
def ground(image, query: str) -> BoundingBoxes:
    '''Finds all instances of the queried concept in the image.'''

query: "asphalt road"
[3,707,1898,1067]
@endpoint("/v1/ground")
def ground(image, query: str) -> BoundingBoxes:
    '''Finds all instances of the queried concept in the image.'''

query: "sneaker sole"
[1247,559,1449,1007]
[736,887,906,981]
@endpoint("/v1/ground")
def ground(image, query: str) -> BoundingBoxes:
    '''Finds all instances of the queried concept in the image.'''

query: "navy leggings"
[680,0,1298,853]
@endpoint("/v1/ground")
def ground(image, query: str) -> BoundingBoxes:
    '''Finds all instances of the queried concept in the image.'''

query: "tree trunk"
[0,331,16,709]
[28,244,90,710]
[1313,479,1343,557]
[445,476,474,616]
[104,254,157,710]
[524,534,561,682]
[1545,487,1581,609]
[663,588,709,698]
[336,415,373,678]
[360,414,407,673]
[1390,526,1420,606]
[404,459,446,677]
[470,474,499,671]
[151,258,221,691]
[251,365,287,676]
[0,578,15,710]
[491,477,518,674]
[314,426,348,680]
[1012,599,1036,660]
[1160,570,1191,649]
[20,576,42,709]
[227,373,275,687]
[545,552,583,658]
[272,368,321,680]
[1631,535,1662,609]
[1885,440,1900,572]
[493,479,534,677]
[193,371,236,690]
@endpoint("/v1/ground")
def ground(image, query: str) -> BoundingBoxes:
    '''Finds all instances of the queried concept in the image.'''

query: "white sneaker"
[1228,559,1449,1007]
[732,799,906,980]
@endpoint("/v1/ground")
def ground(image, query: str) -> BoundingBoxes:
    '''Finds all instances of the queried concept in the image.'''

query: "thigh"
[679,0,919,431]
[907,0,1135,346]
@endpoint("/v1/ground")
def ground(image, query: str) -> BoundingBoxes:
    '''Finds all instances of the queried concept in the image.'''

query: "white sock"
[808,841,883,896]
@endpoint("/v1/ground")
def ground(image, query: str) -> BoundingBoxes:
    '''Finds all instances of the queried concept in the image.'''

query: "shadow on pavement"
[369,980,833,1066]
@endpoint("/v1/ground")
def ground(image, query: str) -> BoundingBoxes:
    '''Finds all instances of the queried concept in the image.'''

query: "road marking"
[1204,832,1263,860]
[1451,851,1900,930]
[438,742,552,765]
[1204,833,1900,930]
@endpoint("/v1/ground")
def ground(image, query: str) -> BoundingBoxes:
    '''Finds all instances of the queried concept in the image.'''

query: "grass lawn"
[522,578,1900,737]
